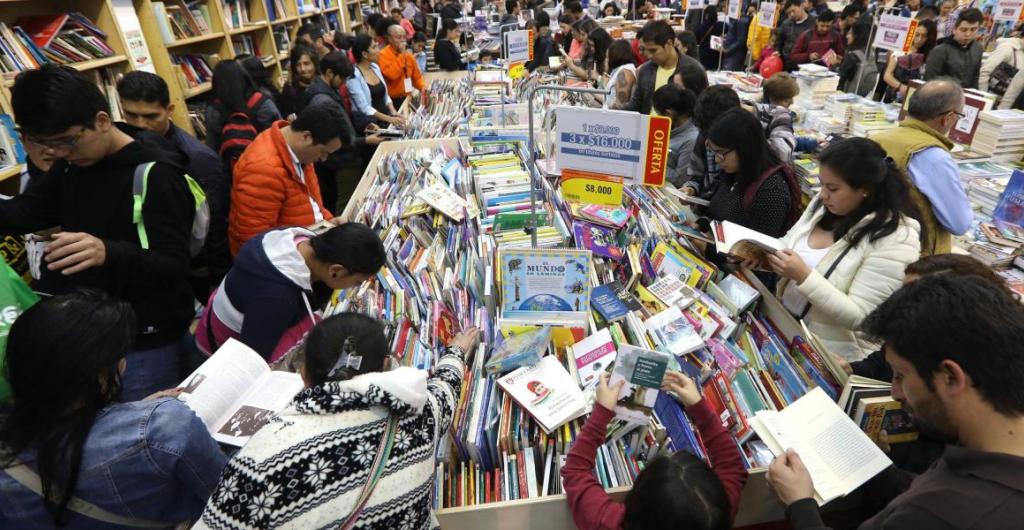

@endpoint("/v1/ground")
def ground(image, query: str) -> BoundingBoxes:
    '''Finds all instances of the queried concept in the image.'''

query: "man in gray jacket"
[777,0,816,70]
[925,8,983,88]
[617,20,708,114]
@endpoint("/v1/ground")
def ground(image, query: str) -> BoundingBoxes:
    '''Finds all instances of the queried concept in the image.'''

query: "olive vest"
[871,119,955,255]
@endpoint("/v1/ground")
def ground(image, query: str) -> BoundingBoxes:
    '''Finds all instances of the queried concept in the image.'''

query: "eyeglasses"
[19,128,86,155]
[706,142,733,160]
[947,109,966,119]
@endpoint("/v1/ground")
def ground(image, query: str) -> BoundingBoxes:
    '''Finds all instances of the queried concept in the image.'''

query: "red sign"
[643,116,672,187]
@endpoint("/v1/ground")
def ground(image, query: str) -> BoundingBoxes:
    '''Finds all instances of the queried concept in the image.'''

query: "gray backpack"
[847,50,879,97]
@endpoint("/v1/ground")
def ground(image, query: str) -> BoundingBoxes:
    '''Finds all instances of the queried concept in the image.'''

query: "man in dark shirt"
[117,71,229,299]
[768,274,1024,530]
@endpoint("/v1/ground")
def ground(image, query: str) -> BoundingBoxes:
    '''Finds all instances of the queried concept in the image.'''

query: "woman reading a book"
[562,371,747,530]
[759,137,921,361]
[195,222,386,363]
[196,313,481,529]
[0,291,226,527]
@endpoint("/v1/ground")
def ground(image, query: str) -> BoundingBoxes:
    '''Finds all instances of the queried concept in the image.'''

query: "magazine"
[177,339,304,447]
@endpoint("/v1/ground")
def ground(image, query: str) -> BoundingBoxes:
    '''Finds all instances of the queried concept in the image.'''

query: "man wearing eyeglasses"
[0,64,196,402]
[871,79,974,256]
[924,8,984,89]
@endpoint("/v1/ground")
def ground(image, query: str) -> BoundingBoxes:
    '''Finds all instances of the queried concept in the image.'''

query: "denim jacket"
[0,398,227,528]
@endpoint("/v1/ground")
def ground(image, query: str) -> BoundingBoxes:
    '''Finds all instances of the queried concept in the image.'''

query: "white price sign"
[758,2,779,28]
[728,0,742,19]
[994,0,1024,22]
[504,30,532,63]
[555,106,672,186]
[873,14,918,52]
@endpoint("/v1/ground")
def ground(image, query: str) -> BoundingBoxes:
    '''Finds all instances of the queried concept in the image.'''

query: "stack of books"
[6,12,115,76]
[793,157,821,198]
[849,101,896,137]
[792,64,839,109]
[151,1,213,42]
[970,109,1024,161]
[170,53,215,90]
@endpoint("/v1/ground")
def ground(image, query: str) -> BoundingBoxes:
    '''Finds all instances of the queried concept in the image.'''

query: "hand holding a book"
[767,249,812,284]
[450,326,482,358]
[45,232,106,275]
[596,373,625,410]
[766,449,815,506]
[661,370,701,407]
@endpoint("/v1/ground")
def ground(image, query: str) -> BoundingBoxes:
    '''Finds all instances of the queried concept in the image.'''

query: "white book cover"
[177,339,304,447]
[497,355,588,433]
[644,306,705,355]
[571,327,617,389]
[714,220,784,262]
[417,182,467,221]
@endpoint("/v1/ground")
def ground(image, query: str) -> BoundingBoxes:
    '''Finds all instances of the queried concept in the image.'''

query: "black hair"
[861,275,1024,416]
[366,12,385,34]
[784,0,803,8]
[607,39,636,70]
[238,54,281,99]
[676,59,709,95]
[677,30,699,59]
[12,64,110,136]
[391,6,403,15]
[412,31,428,43]
[320,51,354,78]
[841,4,864,17]
[535,10,550,27]
[916,18,938,56]
[0,290,136,525]
[292,101,355,145]
[565,0,583,14]
[847,20,872,50]
[116,70,170,107]
[353,33,375,62]
[303,313,389,385]
[642,20,675,46]
[602,3,621,16]
[211,59,259,115]
[693,84,740,131]
[558,13,574,26]
[289,45,321,87]
[904,254,1006,286]
[622,451,731,530]
[956,7,983,25]
[702,4,718,20]
[297,23,324,42]
[310,222,386,275]
[814,137,917,249]
[376,17,400,38]
[817,9,835,23]
[653,84,696,118]
[588,27,613,75]
[707,108,780,192]
[334,31,355,50]
[506,0,519,13]
[442,17,460,34]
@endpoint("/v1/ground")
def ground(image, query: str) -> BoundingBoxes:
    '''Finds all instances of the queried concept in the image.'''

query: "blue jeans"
[120,334,191,402]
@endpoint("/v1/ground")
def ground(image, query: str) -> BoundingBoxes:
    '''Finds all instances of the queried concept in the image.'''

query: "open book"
[712,220,784,263]
[749,388,892,505]
[178,339,305,447]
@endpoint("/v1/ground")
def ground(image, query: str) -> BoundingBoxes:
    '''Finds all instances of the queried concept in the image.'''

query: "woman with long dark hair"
[695,4,725,69]
[279,45,320,117]
[237,53,282,102]
[205,59,282,153]
[882,19,937,102]
[347,33,404,131]
[563,26,613,84]
[764,138,922,361]
[0,291,226,527]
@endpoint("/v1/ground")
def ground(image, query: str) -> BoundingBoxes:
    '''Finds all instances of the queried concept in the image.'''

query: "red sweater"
[561,400,747,530]
[789,28,845,66]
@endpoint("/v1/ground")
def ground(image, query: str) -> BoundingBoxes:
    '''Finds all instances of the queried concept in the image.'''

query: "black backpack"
[216,91,264,170]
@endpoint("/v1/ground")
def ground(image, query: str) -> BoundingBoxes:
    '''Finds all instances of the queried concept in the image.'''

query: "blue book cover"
[994,169,1024,227]
[590,282,634,322]
[500,248,592,322]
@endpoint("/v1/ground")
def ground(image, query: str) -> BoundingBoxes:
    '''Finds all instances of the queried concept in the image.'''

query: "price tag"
[758,2,779,28]
[994,0,1024,22]
[509,61,526,79]
[555,106,670,187]
[561,169,624,206]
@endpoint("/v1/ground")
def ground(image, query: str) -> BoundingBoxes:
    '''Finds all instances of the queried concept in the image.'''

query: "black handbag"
[988,53,1018,97]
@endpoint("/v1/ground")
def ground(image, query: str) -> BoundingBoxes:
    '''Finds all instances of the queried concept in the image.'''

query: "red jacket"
[228,120,333,255]
[790,28,845,66]
[561,400,748,530]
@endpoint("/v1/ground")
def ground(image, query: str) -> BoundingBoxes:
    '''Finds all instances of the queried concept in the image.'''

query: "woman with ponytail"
[754,137,922,361]
[195,223,386,363]
[0,291,226,527]
[196,313,481,529]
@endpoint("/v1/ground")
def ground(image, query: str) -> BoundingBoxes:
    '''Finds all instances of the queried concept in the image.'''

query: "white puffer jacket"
[776,199,922,361]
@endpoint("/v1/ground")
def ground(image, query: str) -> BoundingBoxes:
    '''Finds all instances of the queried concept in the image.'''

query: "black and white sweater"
[195,348,466,530]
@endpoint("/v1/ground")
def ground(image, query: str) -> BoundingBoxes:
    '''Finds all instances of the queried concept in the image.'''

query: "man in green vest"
[871,79,974,255]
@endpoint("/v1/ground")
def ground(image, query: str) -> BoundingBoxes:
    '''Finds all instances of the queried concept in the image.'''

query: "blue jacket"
[0,398,226,528]
[346,63,394,119]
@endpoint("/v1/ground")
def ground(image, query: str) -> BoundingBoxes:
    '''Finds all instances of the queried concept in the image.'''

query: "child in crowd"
[412,31,429,72]
[562,372,748,530]
[652,84,699,188]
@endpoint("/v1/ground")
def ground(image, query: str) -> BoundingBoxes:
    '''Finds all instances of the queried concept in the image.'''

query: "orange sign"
[642,116,672,187]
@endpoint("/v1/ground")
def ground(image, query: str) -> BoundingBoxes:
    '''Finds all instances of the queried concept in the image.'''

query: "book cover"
[644,306,705,355]
[418,182,468,221]
[573,221,624,260]
[571,328,617,388]
[993,169,1024,227]
[17,13,69,48]
[863,397,918,444]
[579,203,630,228]
[590,282,636,323]
[499,248,592,323]
[496,355,588,433]
[610,344,672,425]
[485,327,551,375]
[647,274,698,308]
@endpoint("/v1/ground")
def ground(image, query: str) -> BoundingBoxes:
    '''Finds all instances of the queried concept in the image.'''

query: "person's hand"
[810,52,820,61]
[366,133,391,145]
[766,449,816,506]
[741,254,767,271]
[144,388,183,401]
[876,429,891,453]
[768,249,813,283]
[450,326,481,354]
[365,122,381,133]
[835,354,853,375]
[388,114,407,128]
[45,232,106,275]
[771,51,781,57]
[596,373,625,410]
[681,184,698,196]
[661,370,701,406]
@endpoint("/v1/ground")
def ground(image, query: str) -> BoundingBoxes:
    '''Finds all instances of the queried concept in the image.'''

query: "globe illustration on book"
[519,294,572,312]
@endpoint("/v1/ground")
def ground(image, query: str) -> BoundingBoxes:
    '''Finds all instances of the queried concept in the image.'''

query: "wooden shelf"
[228,24,266,36]
[183,81,211,98]
[3,55,129,87]
[166,32,225,49]
[0,164,23,183]
[278,52,288,60]
[271,15,299,25]
[299,9,321,19]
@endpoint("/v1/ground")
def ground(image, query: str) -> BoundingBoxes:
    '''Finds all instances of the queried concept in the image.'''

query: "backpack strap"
[336,414,399,530]
[4,460,169,528]
[132,162,156,251]
[245,91,263,112]
[742,164,803,229]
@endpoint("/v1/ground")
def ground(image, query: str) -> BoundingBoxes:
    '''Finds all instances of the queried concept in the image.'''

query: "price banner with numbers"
[994,0,1024,22]
[873,14,918,52]
[505,30,533,63]
[758,2,779,28]
[561,169,624,205]
[555,106,671,188]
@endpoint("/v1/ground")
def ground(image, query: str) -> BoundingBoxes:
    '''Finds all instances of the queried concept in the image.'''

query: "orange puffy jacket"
[228,120,333,255]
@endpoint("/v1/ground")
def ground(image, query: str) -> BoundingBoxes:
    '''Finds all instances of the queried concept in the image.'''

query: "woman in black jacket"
[434,18,466,71]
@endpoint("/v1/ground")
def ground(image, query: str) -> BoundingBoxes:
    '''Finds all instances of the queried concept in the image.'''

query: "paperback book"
[590,280,642,323]
[609,345,672,425]
[570,327,618,388]
[496,355,588,433]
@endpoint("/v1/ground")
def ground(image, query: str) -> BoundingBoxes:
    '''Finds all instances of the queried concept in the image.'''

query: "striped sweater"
[194,347,466,530]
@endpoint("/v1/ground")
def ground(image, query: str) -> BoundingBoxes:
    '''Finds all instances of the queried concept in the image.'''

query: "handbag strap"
[4,460,168,528]
[337,414,399,530]
[797,241,856,320]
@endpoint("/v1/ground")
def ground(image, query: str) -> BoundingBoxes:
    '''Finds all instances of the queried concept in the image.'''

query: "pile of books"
[403,78,472,138]
[170,53,215,89]
[793,157,821,198]
[151,1,213,41]
[970,109,1024,161]
[792,64,839,109]
[0,12,116,78]
[849,101,896,137]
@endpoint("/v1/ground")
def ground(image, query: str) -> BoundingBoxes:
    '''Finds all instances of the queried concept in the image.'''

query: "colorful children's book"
[579,203,630,228]
[572,221,624,260]
[570,328,617,388]
[485,327,551,375]
[496,355,588,433]
[498,248,592,326]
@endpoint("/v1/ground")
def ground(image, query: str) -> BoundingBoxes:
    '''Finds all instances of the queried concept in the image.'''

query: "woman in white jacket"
[980,34,1024,109]
[763,138,922,361]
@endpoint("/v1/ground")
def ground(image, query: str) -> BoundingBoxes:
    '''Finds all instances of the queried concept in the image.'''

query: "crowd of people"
[0,0,1022,529]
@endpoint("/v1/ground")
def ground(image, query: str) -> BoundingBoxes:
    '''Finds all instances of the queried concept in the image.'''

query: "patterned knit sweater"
[194,348,465,530]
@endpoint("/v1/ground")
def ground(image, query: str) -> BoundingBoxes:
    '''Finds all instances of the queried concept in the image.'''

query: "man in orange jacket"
[378,20,428,109]
[228,102,353,255]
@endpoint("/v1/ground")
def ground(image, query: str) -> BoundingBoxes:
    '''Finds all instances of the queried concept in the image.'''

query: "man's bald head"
[907,79,964,122]
[386,23,407,52]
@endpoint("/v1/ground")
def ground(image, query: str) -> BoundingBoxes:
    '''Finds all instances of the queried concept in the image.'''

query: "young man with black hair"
[297,24,334,58]
[836,4,863,34]
[777,0,816,69]
[789,9,844,66]
[925,8,983,88]
[0,64,196,402]
[768,274,1024,529]
[117,71,229,297]
[618,20,708,114]
[565,0,586,21]
[228,102,352,255]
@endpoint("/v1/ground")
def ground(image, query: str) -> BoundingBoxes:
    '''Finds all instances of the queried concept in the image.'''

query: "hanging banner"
[555,107,671,187]
[873,14,918,52]
[993,0,1024,22]
[505,30,532,63]
[758,2,779,29]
